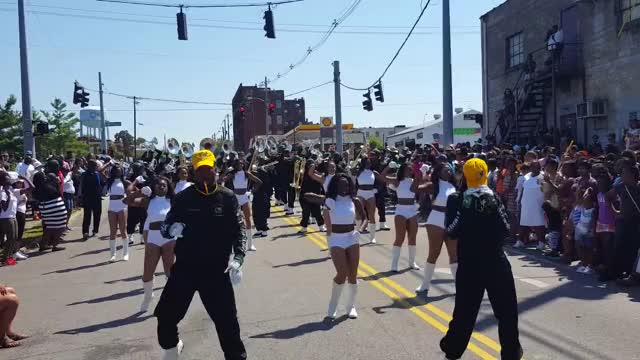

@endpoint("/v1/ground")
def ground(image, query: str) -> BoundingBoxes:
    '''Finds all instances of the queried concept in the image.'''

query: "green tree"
[115,130,134,157]
[136,137,146,145]
[37,98,89,157]
[0,95,22,154]
[368,135,383,150]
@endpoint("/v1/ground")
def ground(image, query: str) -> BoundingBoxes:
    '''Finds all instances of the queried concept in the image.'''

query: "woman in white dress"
[416,162,459,295]
[225,159,262,251]
[517,161,546,248]
[356,156,385,243]
[106,165,130,262]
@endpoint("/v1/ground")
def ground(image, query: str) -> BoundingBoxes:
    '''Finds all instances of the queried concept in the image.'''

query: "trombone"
[290,157,306,190]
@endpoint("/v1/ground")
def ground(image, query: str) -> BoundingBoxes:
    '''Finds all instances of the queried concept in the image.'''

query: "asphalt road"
[2,203,639,360]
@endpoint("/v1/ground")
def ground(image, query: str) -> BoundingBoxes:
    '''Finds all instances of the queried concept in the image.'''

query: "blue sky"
[0,0,505,145]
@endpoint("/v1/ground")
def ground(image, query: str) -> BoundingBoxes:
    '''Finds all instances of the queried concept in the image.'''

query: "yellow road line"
[278,213,498,360]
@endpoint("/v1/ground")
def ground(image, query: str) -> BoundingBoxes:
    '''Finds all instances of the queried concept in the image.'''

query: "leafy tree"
[37,98,88,157]
[0,95,22,154]
[368,135,383,150]
[115,130,134,157]
[136,137,146,145]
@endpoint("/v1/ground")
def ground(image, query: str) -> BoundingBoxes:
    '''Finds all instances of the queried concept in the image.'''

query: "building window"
[276,100,282,109]
[619,0,640,25]
[506,32,524,68]
[375,131,380,137]
[276,115,283,124]
[417,132,423,139]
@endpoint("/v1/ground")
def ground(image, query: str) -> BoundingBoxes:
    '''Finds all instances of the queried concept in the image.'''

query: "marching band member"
[381,160,429,272]
[174,166,193,194]
[126,163,148,245]
[304,173,365,320]
[106,165,130,262]
[226,158,262,251]
[135,175,176,312]
[252,155,274,238]
[370,150,391,231]
[356,156,385,243]
[440,158,522,360]
[298,157,326,233]
[416,161,459,294]
[155,150,247,360]
[307,159,337,233]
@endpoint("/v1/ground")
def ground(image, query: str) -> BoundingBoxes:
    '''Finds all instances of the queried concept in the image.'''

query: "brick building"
[231,84,307,151]
[481,0,640,145]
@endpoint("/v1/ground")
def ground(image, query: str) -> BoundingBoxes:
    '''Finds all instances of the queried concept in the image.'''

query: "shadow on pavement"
[359,268,411,282]
[67,287,163,306]
[250,317,348,340]
[42,261,113,275]
[272,257,330,268]
[54,312,154,335]
[104,272,164,284]
[372,293,455,314]
[269,233,302,241]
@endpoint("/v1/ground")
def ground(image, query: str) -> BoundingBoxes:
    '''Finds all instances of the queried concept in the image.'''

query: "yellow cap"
[463,158,488,189]
[192,150,216,170]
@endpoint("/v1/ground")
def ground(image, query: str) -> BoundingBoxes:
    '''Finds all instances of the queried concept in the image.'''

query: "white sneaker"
[162,339,184,360]
[576,266,586,273]
[582,266,594,275]
[319,225,327,232]
[286,209,294,215]
[536,241,546,251]
[513,240,525,248]
[14,251,28,261]
[298,227,308,234]
[253,231,263,237]
[378,222,390,231]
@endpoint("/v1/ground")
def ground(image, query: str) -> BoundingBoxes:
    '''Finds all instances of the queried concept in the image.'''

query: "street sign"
[106,121,121,127]
[320,116,333,128]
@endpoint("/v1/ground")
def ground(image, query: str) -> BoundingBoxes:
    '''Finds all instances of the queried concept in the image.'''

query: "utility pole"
[264,76,270,135]
[226,114,231,142]
[18,0,34,157]
[133,96,138,160]
[442,0,454,146]
[98,72,107,153]
[333,61,343,152]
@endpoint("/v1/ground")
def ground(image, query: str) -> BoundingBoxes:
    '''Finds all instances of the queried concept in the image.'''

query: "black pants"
[274,182,285,203]
[375,191,386,222]
[252,196,270,232]
[0,218,18,261]
[127,206,147,235]
[300,197,324,228]
[16,212,26,241]
[287,186,296,209]
[82,200,102,235]
[613,219,640,277]
[440,259,522,360]
[154,266,247,360]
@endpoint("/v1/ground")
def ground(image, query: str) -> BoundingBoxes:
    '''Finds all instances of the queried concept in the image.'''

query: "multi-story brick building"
[481,0,640,145]
[231,84,307,151]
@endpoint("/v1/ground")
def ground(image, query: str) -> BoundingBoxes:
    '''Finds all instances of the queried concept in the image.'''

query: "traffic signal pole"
[133,96,137,160]
[18,0,34,157]
[99,72,107,153]
[442,0,454,146]
[333,61,343,152]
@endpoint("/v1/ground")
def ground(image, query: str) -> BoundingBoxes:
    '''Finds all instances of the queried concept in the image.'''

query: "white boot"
[416,262,436,293]
[408,246,420,270]
[450,262,458,281]
[108,239,117,263]
[327,281,345,319]
[247,229,256,251]
[391,246,401,272]
[140,279,154,312]
[368,224,376,244]
[162,339,183,360]
[378,222,390,231]
[122,237,130,261]
[345,282,358,319]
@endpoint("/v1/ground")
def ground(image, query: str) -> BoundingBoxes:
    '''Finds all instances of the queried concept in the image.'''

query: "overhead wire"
[340,0,434,92]
[284,80,333,98]
[95,0,304,9]
[84,86,232,105]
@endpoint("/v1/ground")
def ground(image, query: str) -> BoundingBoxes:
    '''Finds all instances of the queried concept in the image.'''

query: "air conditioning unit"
[576,100,608,119]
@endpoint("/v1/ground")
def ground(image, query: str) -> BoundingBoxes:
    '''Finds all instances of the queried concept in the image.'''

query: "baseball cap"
[463,158,488,189]
[192,150,216,169]
[25,150,33,156]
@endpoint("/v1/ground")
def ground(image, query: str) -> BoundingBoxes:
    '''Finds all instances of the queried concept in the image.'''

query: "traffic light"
[177,8,188,40]
[239,106,246,120]
[269,103,275,114]
[264,7,275,39]
[73,81,90,108]
[373,81,384,103]
[362,90,373,112]
[33,121,49,136]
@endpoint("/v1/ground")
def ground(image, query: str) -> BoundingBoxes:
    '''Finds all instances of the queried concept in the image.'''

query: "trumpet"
[290,157,306,190]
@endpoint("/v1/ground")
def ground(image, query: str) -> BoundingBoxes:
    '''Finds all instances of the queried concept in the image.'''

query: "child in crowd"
[542,200,562,257]
[574,189,597,274]
[595,173,616,281]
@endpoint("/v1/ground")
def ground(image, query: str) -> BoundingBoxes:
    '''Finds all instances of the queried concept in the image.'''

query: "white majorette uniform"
[233,171,249,206]
[395,178,418,219]
[425,180,456,228]
[108,179,128,213]
[144,196,174,247]
[324,196,359,249]
[356,170,376,200]
[323,174,334,194]
[174,180,192,194]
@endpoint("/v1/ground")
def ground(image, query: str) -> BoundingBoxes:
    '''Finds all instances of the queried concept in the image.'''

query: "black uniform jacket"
[161,184,246,271]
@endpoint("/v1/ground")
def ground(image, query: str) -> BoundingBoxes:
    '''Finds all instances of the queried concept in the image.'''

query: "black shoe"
[52,246,66,252]
[82,233,89,241]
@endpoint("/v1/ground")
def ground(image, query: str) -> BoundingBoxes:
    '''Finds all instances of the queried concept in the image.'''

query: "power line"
[84,86,232,105]
[285,80,333,98]
[95,0,304,9]
[108,108,231,111]
[340,0,434,92]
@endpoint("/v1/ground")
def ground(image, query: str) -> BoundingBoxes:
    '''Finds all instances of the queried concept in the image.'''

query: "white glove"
[168,223,185,238]
[135,175,145,184]
[224,259,241,273]
[388,161,399,169]
[141,186,152,197]
[225,259,243,285]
